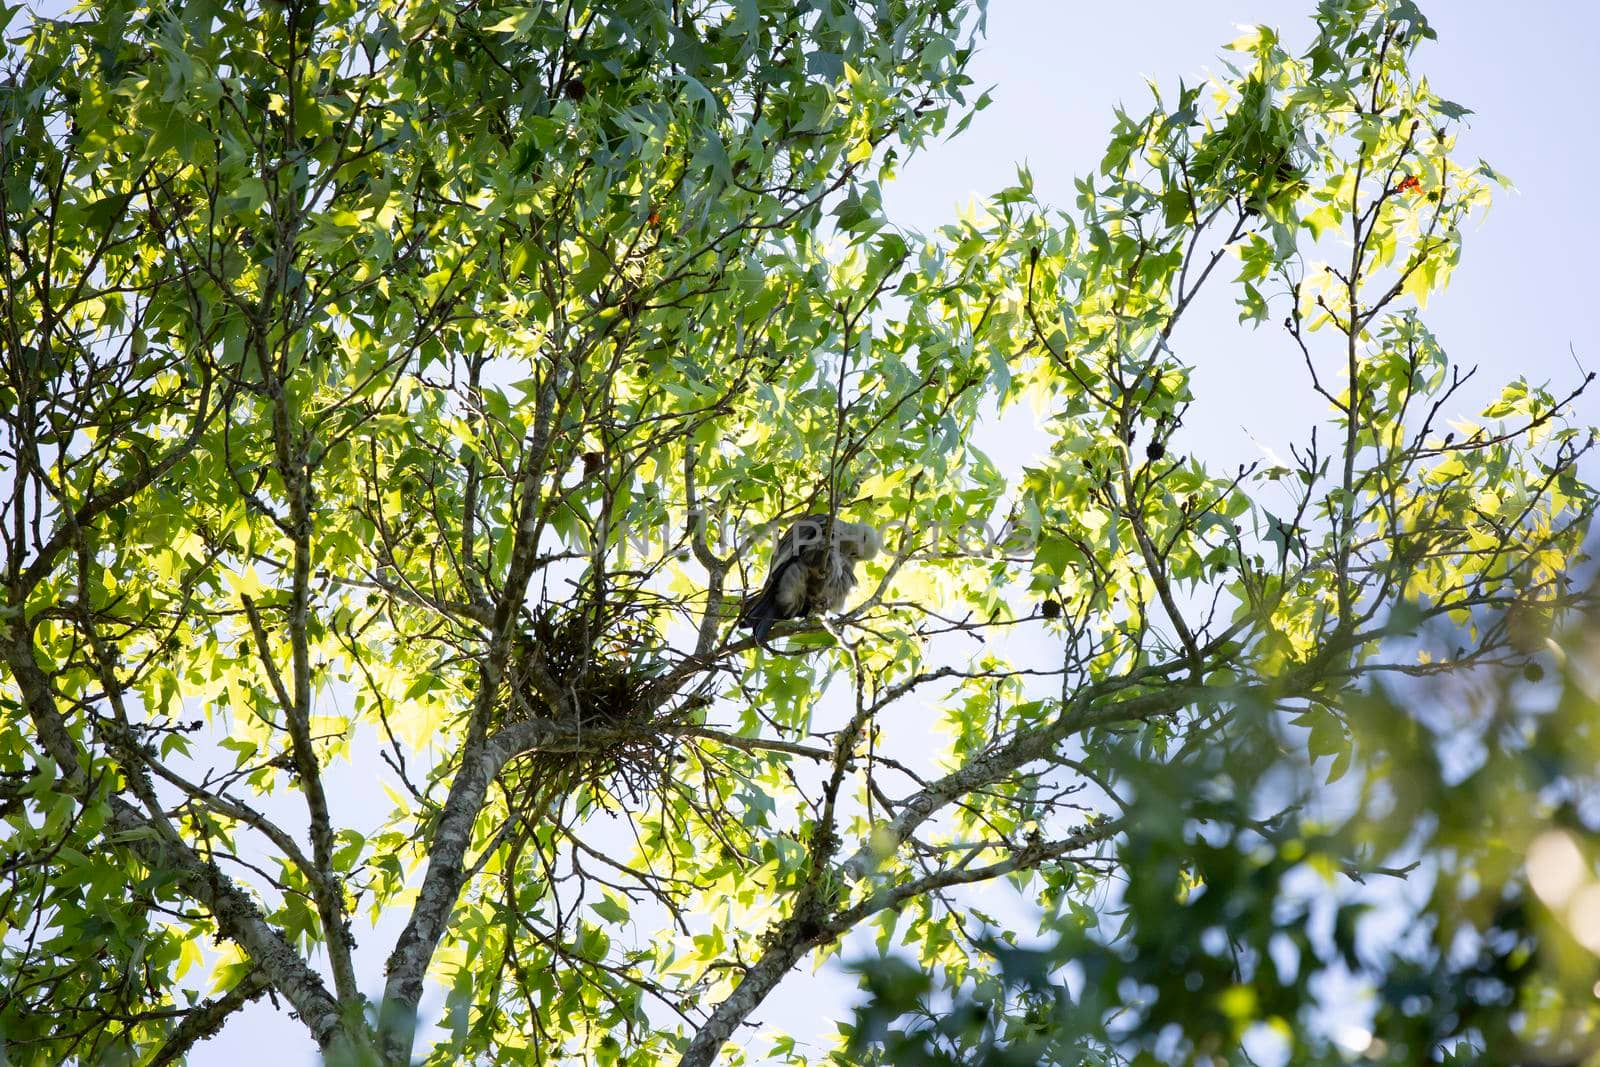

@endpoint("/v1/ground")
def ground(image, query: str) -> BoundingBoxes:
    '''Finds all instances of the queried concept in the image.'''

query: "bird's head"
[838,520,881,562]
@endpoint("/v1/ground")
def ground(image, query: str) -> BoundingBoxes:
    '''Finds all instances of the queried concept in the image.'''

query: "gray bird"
[737,514,881,642]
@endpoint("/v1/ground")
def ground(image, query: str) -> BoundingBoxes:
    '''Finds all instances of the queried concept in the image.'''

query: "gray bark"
[2,626,352,1053]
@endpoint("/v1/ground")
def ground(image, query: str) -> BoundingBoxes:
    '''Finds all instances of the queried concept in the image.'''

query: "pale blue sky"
[892,1,1598,477]
[172,2,1599,1061]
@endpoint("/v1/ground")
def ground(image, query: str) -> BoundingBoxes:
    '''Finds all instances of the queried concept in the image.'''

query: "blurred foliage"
[845,609,1600,1066]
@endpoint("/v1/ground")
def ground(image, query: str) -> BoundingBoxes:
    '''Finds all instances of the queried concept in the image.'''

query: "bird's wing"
[740,516,823,623]
[772,553,812,616]
[769,513,831,574]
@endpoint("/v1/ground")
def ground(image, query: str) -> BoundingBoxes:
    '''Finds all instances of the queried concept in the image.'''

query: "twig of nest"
[495,599,680,819]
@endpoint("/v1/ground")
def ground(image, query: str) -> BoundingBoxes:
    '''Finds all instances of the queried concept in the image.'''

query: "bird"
[737,513,881,642]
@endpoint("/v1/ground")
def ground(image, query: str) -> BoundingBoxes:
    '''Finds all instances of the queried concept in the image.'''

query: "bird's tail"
[737,589,780,642]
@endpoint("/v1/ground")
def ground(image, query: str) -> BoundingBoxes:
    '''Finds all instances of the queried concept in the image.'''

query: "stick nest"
[496,599,679,809]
